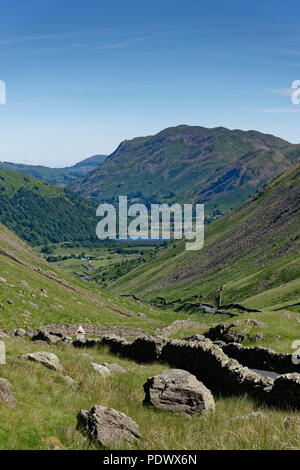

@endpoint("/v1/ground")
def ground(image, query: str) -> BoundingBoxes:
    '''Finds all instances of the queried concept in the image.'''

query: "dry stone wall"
[42,324,146,339]
[221,342,299,374]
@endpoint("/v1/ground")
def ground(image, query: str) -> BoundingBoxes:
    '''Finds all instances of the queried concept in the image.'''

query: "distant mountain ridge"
[0,154,107,186]
[70,125,298,222]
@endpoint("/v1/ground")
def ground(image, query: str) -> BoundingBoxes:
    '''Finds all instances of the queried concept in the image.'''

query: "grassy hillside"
[71,125,298,222]
[0,212,299,451]
[0,168,100,245]
[0,221,184,333]
[0,154,107,187]
[110,162,300,313]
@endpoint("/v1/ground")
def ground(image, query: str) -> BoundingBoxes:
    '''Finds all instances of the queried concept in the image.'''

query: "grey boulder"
[77,406,141,447]
[143,368,215,415]
[21,351,63,371]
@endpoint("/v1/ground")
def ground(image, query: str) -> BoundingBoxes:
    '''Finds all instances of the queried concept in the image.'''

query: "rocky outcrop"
[0,378,16,408]
[143,369,215,415]
[21,351,63,371]
[77,406,142,447]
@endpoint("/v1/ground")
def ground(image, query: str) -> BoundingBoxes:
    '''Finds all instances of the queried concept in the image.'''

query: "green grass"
[38,240,159,286]
[0,221,193,333]
[108,162,300,315]
[0,337,299,450]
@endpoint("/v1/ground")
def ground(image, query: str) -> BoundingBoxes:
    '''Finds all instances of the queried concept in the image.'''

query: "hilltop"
[0,154,107,187]
[71,125,298,221]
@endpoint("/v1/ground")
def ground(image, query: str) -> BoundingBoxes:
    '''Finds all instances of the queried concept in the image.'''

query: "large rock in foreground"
[0,378,16,408]
[21,351,63,371]
[77,406,141,447]
[143,369,215,415]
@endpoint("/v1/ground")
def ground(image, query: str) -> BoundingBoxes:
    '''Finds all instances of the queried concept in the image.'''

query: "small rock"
[19,280,29,288]
[0,277,7,284]
[0,304,4,309]
[90,363,111,377]
[251,320,264,327]
[0,378,16,408]
[0,331,9,339]
[248,333,264,343]
[22,351,63,371]
[77,406,141,446]
[80,353,93,360]
[284,417,300,428]
[15,328,26,337]
[143,369,215,415]
[25,326,37,337]
[60,375,78,387]
[28,302,38,309]
[102,362,126,374]
[6,300,13,305]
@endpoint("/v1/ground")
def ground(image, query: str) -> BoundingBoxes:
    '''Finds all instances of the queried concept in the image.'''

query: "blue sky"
[1,0,300,166]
